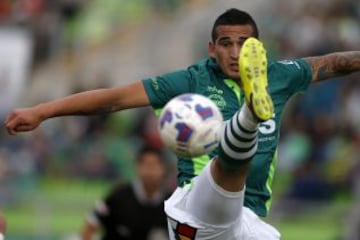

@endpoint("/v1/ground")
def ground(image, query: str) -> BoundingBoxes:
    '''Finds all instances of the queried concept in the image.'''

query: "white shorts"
[164,162,280,240]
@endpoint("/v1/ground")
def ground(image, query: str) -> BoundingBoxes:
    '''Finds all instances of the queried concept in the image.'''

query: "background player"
[81,145,171,240]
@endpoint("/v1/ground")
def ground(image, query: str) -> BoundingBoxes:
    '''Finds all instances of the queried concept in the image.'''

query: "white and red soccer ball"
[158,93,223,157]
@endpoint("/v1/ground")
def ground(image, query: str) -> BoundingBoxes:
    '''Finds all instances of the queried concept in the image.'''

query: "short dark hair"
[136,145,165,164]
[211,8,259,42]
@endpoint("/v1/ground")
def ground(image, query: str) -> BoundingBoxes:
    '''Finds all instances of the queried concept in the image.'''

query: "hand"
[4,107,44,135]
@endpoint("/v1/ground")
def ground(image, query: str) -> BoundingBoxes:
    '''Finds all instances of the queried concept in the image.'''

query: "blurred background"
[1,0,360,239]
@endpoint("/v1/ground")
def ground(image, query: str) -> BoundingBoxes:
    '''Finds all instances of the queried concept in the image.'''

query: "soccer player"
[81,145,170,240]
[4,8,360,240]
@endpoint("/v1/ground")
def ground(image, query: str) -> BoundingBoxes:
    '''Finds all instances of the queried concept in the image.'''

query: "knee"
[218,148,253,171]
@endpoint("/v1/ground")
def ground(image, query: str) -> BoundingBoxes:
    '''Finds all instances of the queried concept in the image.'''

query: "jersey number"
[259,119,276,134]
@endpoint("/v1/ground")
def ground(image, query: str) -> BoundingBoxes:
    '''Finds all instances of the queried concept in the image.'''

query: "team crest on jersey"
[172,222,197,240]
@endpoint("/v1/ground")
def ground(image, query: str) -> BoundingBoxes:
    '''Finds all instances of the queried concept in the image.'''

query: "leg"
[187,37,273,226]
[213,37,273,192]
[214,104,259,192]
[186,104,259,226]
[167,133,253,238]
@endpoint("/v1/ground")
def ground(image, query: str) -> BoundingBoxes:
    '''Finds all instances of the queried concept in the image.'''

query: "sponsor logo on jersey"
[206,86,226,110]
[151,77,160,90]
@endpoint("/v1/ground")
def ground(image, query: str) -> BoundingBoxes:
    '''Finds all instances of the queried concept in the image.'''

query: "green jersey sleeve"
[271,58,312,97]
[142,70,194,109]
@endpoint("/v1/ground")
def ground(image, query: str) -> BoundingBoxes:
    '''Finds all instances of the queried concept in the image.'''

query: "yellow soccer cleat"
[239,37,274,122]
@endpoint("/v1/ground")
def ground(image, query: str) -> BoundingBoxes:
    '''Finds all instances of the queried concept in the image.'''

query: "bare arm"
[304,51,360,83]
[37,80,149,117]
[5,80,150,134]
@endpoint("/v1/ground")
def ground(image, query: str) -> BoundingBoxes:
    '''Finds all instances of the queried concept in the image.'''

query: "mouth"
[229,63,239,72]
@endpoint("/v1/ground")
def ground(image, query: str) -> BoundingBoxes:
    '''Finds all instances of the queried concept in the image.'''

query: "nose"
[230,45,240,60]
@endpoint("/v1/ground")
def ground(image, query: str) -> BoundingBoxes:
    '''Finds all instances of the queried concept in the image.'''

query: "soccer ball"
[158,93,223,157]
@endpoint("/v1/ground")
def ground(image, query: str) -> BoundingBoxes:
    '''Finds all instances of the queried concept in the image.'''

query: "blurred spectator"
[0,0,11,20]
[150,0,180,16]
[287,156,334,201]
[81,145,171,240]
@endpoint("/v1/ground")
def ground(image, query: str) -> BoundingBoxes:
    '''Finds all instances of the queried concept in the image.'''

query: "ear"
[208,41,215,58]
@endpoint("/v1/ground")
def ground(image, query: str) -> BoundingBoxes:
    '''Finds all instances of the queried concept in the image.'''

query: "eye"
[219,41,231,47]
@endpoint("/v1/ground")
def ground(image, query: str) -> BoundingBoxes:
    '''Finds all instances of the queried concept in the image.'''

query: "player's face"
[137,153,166,191]
[209,24,255,81]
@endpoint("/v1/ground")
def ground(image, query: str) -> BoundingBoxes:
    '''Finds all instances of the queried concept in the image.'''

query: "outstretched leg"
[212,37,273,192]
[186,103,260,226]
[186,38,273,226]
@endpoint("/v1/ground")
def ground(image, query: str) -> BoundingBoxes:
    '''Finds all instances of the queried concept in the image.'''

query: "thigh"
[185,160,245,226]
[164,161,246,240]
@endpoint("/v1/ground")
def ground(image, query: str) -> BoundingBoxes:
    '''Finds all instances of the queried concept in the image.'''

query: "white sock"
[218,104,258,166]
[238,104,259,131]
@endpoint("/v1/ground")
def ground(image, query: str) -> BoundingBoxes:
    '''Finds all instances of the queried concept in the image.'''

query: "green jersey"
[142,57,312,217]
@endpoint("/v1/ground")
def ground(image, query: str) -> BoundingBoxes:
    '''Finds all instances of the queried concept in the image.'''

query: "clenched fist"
[4,106,45,135]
